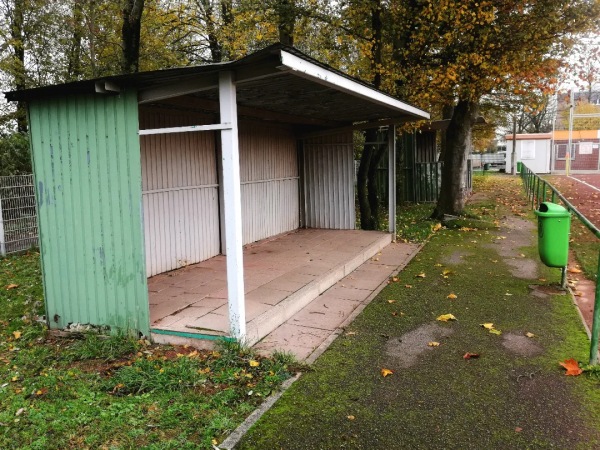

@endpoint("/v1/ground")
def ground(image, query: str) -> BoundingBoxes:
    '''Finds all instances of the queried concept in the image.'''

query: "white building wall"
[506,138,551,174]
[303,132,355,229]
[238,122,299,244]
[139,108,220,277]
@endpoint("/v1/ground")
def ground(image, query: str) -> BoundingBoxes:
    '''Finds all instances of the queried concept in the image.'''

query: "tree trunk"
[276,0,296,46]
[357,132,374,230]
[121,0,145,74]
[203,0,222,62]
[431,99,479,219]
[357,129,387,230]
[358,0,384,230]
[67,0,84,80]
[10,0,27,132]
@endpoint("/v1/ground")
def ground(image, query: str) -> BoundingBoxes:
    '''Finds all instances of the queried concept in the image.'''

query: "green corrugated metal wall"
[28,90,150,336]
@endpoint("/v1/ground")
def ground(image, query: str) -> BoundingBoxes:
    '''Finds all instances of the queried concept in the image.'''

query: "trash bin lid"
[534,202,570,217]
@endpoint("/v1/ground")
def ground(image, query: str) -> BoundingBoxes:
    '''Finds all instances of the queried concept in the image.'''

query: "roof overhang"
[5,44,430,128]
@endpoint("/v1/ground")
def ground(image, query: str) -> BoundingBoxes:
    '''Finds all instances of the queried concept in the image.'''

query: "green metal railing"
[521,165,600,364]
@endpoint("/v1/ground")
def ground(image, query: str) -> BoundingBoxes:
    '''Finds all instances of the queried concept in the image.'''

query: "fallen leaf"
[381,368,394,377]
[432,223,442,232]
[515,427,523,433]
[12,331,22,340]
[568,267,582,274]
[347,415,355,420]
[15,408,24,417]
[6,284,18,290]
[387,299,396,304]
[489,329,502,335]
[447,293,457,299]
[428,342,440,347]
[559,358,582,376]
[416,273,426,278]
[212,439,218,446]
[481,323,494,330]
[519,253,526,257]
[463,352,480,359]
[434,263,443,267]
[249,360,260,367]
[392,277,399,282]
[442,269,452,276]
[525,332,535,338]
[404,284,413,288]
[436,314,457,322]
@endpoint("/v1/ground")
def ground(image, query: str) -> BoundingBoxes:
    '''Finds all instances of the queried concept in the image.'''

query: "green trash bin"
[517,161,523,173]
[534,202,571,268]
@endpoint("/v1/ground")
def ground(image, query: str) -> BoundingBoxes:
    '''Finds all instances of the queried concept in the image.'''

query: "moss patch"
[238,175,600,449]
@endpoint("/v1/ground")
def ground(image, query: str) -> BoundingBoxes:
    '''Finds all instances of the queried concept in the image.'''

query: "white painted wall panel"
[303,132,355,229]
[238,123,299,244]
[140,108,220,276]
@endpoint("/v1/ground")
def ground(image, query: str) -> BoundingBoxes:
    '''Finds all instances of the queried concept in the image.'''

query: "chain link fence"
[0,175,38,255]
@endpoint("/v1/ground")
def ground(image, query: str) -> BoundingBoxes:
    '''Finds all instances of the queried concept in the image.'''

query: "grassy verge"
[238,175,600,449]
[0,253,296,449]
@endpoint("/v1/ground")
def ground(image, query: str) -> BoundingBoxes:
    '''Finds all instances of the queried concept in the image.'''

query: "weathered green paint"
[151,328,235,342]
[28,90,149,336]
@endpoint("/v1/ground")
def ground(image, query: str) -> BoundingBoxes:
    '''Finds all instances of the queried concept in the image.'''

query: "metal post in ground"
[0,195,5,256]
[590,251,600,365]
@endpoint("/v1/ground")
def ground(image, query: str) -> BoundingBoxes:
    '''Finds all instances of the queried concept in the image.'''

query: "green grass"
[0,253,296,449]
[238,175,600,449]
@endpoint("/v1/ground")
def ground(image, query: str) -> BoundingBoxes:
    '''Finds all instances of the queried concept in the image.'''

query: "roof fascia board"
[277,50,430,121]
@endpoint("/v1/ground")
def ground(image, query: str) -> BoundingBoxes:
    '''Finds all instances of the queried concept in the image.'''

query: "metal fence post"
[0,196,5,256]
[590,251,600,365]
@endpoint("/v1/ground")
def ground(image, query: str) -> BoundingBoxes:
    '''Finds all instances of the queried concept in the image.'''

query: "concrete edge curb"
[219,373,302,449]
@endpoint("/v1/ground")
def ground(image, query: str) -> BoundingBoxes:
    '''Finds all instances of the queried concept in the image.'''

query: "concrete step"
[244,233,392,346]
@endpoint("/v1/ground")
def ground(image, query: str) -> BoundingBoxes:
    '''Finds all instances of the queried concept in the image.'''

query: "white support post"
[388,125,397,240]
[0,197,5,256]
[219,71,246,341]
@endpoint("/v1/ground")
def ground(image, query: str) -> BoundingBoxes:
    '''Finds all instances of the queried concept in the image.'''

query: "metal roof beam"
[138,74,220,104]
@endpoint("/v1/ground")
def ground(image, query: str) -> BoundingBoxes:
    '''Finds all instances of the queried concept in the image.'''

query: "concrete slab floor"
[148,229,394,339]
[254,241,421,361]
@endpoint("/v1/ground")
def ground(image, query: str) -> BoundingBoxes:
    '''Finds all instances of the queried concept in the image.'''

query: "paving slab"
[254,241,421,360]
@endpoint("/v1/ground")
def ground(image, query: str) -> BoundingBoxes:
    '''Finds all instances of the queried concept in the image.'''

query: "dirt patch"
[385,323,454,368]
[528,284,566,299]
[468,192,490,204]
[485,216,539,279]
[514,373,600,446]
[443,250,473,265]
[501,333,543,357]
